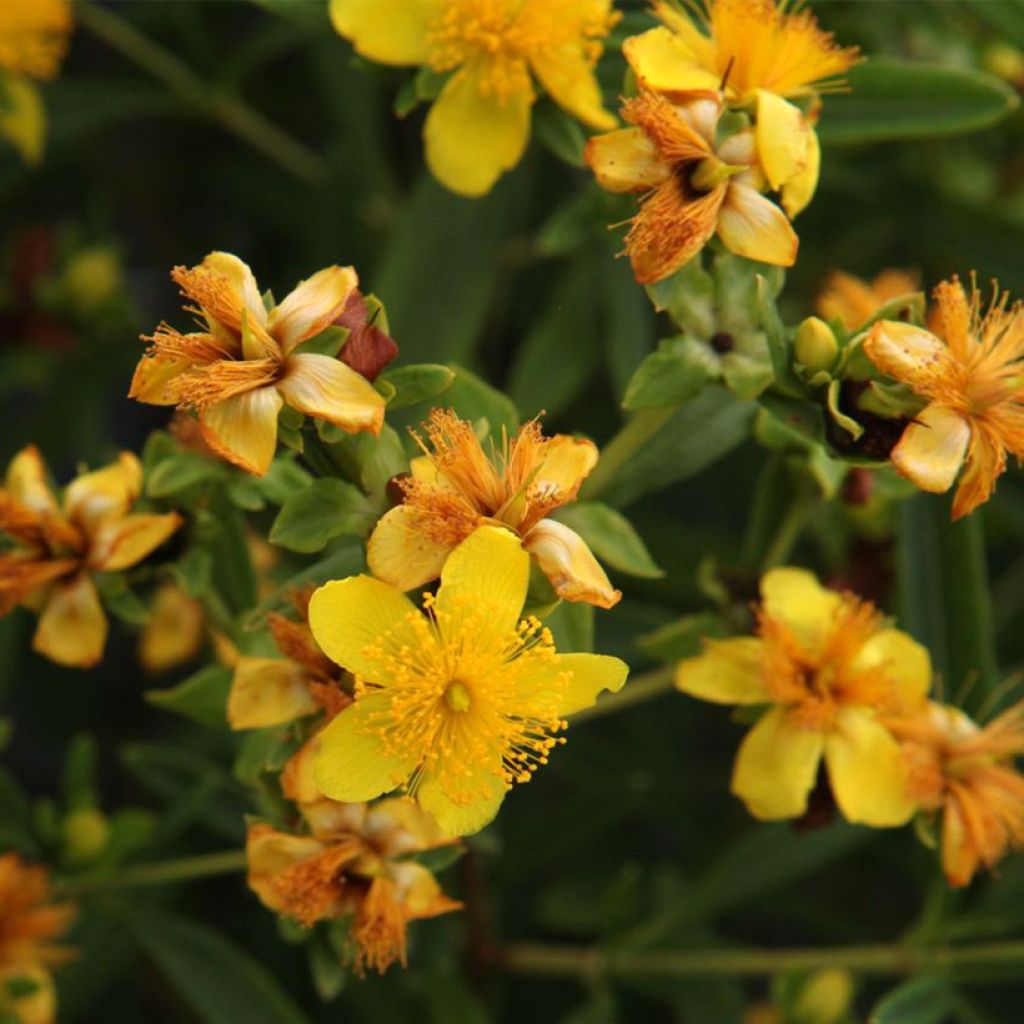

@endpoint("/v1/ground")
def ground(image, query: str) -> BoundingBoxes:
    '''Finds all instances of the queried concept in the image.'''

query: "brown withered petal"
[334,289,399,382]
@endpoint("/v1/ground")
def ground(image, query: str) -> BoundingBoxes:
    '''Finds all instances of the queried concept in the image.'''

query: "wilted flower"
[864,275,1024,519]
[129,252,385,476]
[816,269,920,333]
[309,526,628,836]
[675,567,930,825]
[586,91,797,284]
[247,798,460,974]
[0,447,181,668]
[330,0,617,197]
[369,408,620,608]
[888,700,1024,887]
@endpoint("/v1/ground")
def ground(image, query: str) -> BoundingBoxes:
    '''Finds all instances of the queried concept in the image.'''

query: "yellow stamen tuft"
[173,358,281,410]
[352,876,408,975]
[172,264,249,335]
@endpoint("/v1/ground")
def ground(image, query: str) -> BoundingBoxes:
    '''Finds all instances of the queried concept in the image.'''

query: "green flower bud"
[794,317,838,373]
[793,968,854,1024]
[63,808,109,863]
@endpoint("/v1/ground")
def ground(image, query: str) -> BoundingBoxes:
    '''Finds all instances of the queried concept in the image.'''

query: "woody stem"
[59,850,248,895]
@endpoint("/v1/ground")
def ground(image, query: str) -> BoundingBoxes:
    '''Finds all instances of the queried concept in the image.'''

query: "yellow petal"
[64,452,143,530]
[863,320,951,386]
[128,353,190,405]
[277,353,384,436]
[5,445,56,515]
[329,0,442,65]
[731,706,825,820]
[718,182,798,266]
[390,860,460,919]
[0,75,45,165]
[781,126,820,217]
[33,574,108,668]
[269,265,358,354]
[246,823,326,913]
[435,526,529,644]
[534,435,599,501]
[282,738,326,807]
[308,575,421,679]
[416,762,507,837]
[139,583,204,674]
[529,46,615,131]
[941,795,979,887]
[367,797,449,853]
[824,707,915,826]
[89,512,182,572]
[203,251,268,329]
[891,404,970,494]
[228,657,318,729]
[525,652,629,718]
[760,567,842,655]
[585,127,670,193]
[424,63,532,197]
[366,505,454,592]
[0,965,56,1024]
[851,628,931,711]
[622,26,720,97]
[314,696,417,802]
[675,637,770,705]
[754,91,810,192]
[523,519,620,609]
[200,385,283,476]
[952,426,1004,520]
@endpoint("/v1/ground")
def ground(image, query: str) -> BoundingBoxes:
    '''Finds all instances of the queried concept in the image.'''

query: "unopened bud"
[793,968,854,1024]
[63,808,109,862]
[985,42,1024,87]
[794,317,838,372]
[61,248,121,316]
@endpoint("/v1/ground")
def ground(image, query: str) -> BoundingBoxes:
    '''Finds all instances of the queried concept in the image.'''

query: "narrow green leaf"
[146,452,223,498]
[533,99,586,167]
[819,59,1018,146]
[554,502,663,579]
[93,574,149,626]
[756,275,804,398]
[379,363,455,411]
[636,611,727,661]
[145,665,231,728]
[869,975,957,1024]
[270,478,376,553]
[622,336,717,411]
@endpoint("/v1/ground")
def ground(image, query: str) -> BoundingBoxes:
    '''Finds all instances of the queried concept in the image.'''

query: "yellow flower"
[369,408,620,608]
[864,276,1024,519]
[138,582,204,674]
[309,525,629,836]
[0,447,181,668]
[585,91,797,284]
[129,252,385,477]
[624,0,859,215]
[675,567,930,825]
[246,798,460,974]
[816,268,921,333]
[887,700,1024,887]
[329,0,617,196]
[0,853,75,1024]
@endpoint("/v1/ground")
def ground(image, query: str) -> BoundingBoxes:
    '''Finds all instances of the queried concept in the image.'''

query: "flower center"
[444,680,472,713]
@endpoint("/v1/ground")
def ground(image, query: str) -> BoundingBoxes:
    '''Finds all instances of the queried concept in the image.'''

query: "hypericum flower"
[624,0,860,215]
[864,276,1024,519]
[309,525,629,836]
[0,447,181,668]
[247,798,460,974]
[585,91,797,284]
[368,409,620,609]
[138,582,204,674]
[888,701,1024,886]
[129,252,385,477]
[329,0,618,197]
[675,567,930,825]
[816,269,921,332]
[0,853,74,1024]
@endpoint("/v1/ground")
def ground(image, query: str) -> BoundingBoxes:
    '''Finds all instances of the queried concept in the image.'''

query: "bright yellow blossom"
[624,0,860,215]
[816,268,921,332]
[675,567,930,825]
[369,408,620,608]
[0,853,74,1024]
[864,276,1024,519]
[138,582,204,674]
[129,252,385,477]
[586,90,797,283]
[247,797,460,975]
[309,525,628,836]
[888,700,1024,887]
[329,0,618,196]
[0,447,181,668]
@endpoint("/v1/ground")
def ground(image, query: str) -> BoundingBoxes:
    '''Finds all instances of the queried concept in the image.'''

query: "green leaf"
[533,99,586,167]
[379,363,455,411]
[269,478,376,553]
[600,242,656,397]
[645,258,715,337]
[622,336,717,411]
[259,457,314,505]
[636,611,727,661]
[126,908,314,1024]
[442,364,520,439]
[546,600,594,653]
[819,59,1018,146]
[869,976,957,1024]
[316,423,408,500]
[146,452,224,497]
[554,503,663,579]
[308,933,347,1001]
[145,665,231,728]
[93,574,149,625]
[756,275,804,398]
[292,325,348,357]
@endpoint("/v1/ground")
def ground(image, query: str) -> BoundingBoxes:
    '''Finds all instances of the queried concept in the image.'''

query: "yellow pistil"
[0,0,72,81]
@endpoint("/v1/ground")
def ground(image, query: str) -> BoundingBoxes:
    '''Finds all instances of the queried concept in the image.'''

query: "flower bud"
[63,808,109,863]
[61,247,121,316]
[793,968,854,1024]
[794,317,838,372]
[984,42,1024,87]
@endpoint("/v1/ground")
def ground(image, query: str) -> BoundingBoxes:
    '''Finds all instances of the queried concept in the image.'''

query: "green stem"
[760,482,816,571]
[580,408,676,502]
[75,0,326,184]
[498,940,1024,979]
[60,850,247,895]
[569,666,675,725]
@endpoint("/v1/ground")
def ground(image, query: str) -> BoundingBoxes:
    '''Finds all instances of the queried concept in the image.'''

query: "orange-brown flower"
[816,269,921,332]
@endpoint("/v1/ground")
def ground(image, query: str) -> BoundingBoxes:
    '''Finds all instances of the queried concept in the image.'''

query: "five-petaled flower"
[309,525,629,836]
[675,567,930,826]
[129,252,385,477]
[329,0,618,196]
[864,275,1024,520]
[0,447,181,668]
[368,409,620,609]
[586,91,797,284]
